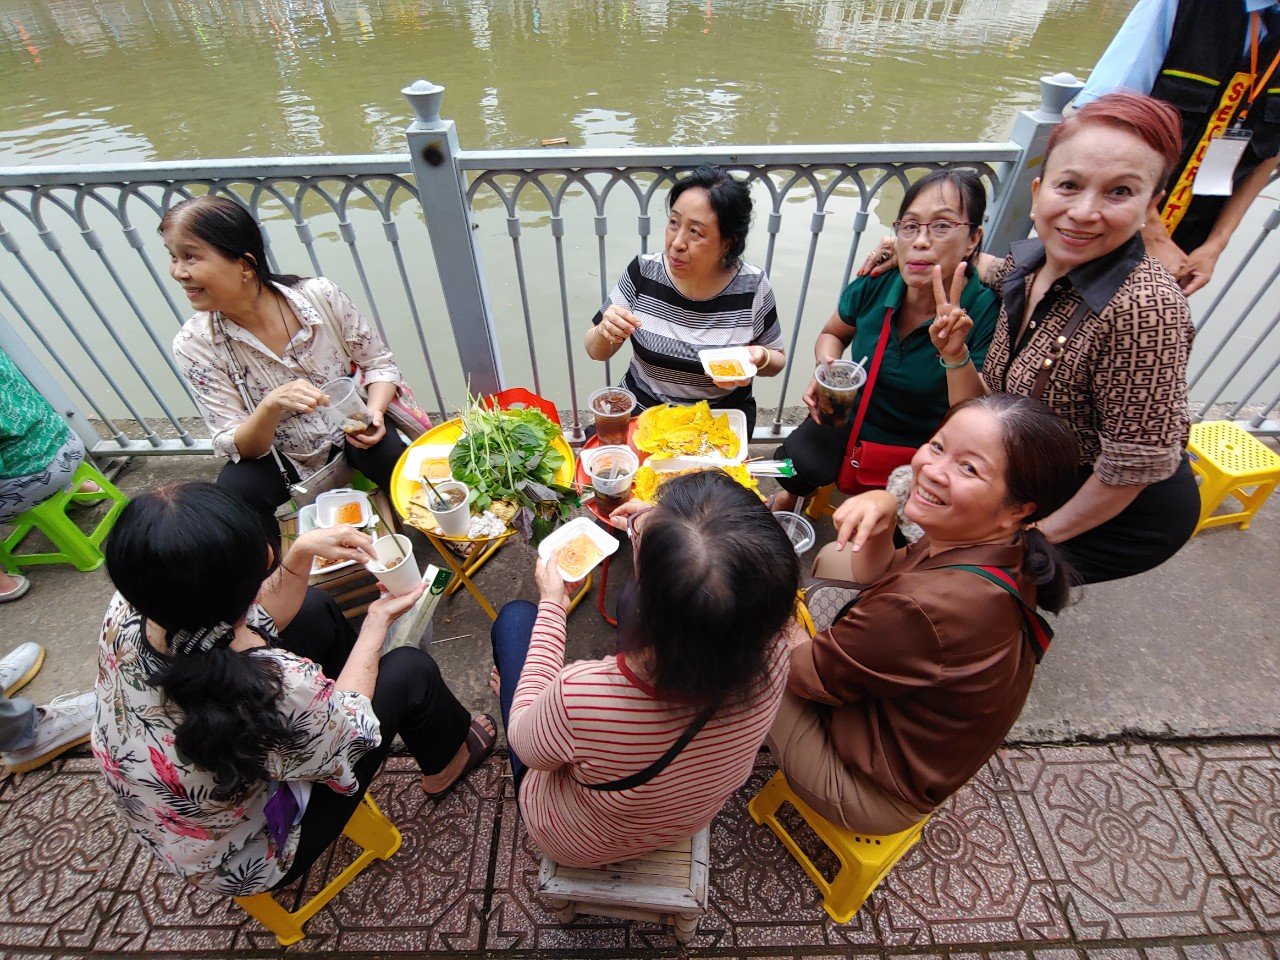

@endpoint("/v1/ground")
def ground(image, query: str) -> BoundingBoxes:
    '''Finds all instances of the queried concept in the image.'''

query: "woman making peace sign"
[770,170,1000,513]
[875,94,1199,584]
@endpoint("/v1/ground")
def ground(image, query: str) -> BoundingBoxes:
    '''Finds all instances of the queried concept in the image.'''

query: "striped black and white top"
[592,253,785,405]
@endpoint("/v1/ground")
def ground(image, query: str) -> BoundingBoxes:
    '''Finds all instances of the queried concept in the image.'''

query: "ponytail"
[159,195,306,289]
[1021,527,1077,614]
[149,644,291,803]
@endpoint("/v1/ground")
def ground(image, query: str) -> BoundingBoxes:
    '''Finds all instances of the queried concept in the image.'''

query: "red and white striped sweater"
[509,598,790,867]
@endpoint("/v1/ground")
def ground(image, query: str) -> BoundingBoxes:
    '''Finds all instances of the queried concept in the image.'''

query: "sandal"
[422,713,496,801]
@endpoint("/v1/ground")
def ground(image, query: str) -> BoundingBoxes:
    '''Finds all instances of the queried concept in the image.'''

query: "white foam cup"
[364,534,421,596]
[425,480,471,537]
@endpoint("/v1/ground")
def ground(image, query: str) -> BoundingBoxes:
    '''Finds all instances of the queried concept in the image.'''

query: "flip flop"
[422,713,496,801]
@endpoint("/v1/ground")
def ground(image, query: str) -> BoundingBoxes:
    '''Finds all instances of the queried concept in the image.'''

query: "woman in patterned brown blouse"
[867,93,1199,584]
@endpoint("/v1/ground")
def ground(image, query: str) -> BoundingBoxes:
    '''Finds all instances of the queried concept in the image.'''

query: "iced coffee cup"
[584,445,639,514]
[365,534,421,596]
[814,360,866,427]
[424,479,471,537]
[589,387,637,446]
[320,378,372,437]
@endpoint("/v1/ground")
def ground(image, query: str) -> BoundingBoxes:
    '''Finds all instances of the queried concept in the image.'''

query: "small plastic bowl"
[773,511,816,554]
[316,489,373,528]
[699,346,758,383]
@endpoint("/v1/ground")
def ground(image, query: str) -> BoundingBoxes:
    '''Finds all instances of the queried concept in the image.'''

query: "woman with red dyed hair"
[865,92,1199,584]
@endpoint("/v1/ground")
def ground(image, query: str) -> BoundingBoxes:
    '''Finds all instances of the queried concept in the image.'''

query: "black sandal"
[422,714,496,801]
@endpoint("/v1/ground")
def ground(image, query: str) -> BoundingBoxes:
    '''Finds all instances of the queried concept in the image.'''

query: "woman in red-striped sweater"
[490,471,801,868]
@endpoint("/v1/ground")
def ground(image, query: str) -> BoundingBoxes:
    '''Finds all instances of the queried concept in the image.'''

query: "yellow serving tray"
[390,416,576,520]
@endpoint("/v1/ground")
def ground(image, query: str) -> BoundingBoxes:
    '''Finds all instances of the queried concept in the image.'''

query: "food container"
[364,534,421,596]
[538,516,619,581]
[633,405,750,466]
[698,346,758,383]
[403,444,455,483]
[773,511,816,555]
[316,488,373,529]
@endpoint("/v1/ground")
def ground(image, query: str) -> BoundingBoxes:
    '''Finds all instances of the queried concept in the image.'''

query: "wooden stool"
[537,829,710,944]
[748,770,927,924]
[234,794,401,946]
[0,461,128,574]
[1187,421,1280,534]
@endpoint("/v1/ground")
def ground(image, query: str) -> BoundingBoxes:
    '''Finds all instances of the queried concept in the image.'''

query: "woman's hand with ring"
[929,263,974,364]
[857,237,897,277]
[345,409,386,449]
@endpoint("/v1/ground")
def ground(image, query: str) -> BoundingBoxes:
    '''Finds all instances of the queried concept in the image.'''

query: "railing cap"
[1038,72,1086,118]
[403,80,446,125]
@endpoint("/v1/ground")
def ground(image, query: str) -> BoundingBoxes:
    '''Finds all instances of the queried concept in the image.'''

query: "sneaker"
[0,574,31,604]
[1,691,95,774]
[1,642,45,698]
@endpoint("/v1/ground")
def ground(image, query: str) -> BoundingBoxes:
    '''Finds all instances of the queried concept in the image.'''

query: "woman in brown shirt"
[925,93,1200,584]
[768,394,1080,833]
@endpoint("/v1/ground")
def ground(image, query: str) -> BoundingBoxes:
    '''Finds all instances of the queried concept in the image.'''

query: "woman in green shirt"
[0,347,90,602]
[771,170,1000,512]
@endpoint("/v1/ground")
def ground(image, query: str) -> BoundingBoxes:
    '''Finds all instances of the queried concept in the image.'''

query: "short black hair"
[898,169,988,253]
[667,164,753,269]
[634,470,798,706]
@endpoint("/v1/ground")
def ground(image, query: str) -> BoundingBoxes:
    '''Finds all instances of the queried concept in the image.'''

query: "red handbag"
[835,307,918,494]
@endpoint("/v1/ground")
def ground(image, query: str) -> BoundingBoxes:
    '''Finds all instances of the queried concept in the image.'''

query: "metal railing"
[1,74,1277,462]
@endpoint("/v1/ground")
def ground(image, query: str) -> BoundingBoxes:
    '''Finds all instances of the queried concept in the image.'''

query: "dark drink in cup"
[814,360,866,427]
[589,387,637,446]
[593,486,632,514]
[585,445,638,515]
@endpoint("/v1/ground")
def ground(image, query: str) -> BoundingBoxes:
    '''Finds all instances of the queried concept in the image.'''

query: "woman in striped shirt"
[490,471,801,867]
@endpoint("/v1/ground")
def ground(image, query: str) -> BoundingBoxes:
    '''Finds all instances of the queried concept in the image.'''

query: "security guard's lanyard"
[1195,12,1280,195]
[1236,10,1280,127]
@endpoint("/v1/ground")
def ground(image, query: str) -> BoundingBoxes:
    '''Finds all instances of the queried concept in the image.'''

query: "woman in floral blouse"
[92,482,493,896]
[166,195,418,521]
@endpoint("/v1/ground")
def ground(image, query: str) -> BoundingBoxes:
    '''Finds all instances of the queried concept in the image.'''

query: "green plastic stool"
[1,461,129,574]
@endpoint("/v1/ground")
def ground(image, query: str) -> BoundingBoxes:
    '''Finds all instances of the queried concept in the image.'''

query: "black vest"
[1149,0,1280,249]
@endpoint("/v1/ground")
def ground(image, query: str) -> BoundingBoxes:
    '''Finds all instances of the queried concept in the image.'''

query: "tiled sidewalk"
[1,742,1277,959]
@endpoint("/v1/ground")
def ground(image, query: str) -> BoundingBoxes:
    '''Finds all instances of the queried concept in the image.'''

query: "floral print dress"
[91,592,381,895]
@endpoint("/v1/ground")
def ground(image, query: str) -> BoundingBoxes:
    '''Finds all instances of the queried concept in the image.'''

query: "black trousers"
[1059,457,1200,585]
[272,589,471,888]
[773,415,856,496]
[218,431,407,521]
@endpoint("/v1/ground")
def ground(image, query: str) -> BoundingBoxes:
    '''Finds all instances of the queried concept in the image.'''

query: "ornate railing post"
[986,73,1085,257]
[402,80,504,397]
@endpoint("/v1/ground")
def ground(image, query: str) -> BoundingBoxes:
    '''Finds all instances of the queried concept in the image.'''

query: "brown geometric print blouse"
[983,236,1193,486]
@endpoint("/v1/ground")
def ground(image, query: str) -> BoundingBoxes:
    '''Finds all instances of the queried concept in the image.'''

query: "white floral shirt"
[172,277,401,473]
[91,592,381,895]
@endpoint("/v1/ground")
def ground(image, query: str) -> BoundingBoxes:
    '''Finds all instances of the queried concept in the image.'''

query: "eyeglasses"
[891,219,972,241]
[626,508,653,546]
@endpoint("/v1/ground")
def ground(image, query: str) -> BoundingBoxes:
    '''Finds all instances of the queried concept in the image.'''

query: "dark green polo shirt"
[836,269,999,447]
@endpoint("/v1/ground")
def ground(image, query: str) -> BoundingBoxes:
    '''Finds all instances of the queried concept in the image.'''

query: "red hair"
[1046,92,1183,187]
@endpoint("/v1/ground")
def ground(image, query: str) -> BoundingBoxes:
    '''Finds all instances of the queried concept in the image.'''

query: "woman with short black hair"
[585,164,786,435]
[490,470,801,867]
[92,482,491,896]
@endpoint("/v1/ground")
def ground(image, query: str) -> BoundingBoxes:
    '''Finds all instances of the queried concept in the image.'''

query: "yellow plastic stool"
[804,485,836,520]
[234,794,401,946]
[748,770,927,924]
[1186,421,1280,534]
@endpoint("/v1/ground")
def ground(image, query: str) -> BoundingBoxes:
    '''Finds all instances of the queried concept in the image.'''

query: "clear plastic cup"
[425,479,471,537]
[320,377,372,436]
[584,445,639,514]
[364,534,421,596]
[813,360,866,427]
[588,387,637,446]
[774,511,816,555]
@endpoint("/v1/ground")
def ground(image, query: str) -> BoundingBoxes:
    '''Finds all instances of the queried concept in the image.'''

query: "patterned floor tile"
[872,761,1072,946]
[1155,743,1280,932]
[999,745,1254,940]
[0,768,136,951]
[701,763,879,950]
[94,761,504,954]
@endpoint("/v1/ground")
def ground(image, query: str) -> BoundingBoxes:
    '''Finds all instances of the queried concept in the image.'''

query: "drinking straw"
[420,473,449,509]
[369,497,406,563]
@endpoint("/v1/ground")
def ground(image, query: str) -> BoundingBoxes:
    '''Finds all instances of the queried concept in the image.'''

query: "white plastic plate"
[537,516,619,581]
[698,346,757,383]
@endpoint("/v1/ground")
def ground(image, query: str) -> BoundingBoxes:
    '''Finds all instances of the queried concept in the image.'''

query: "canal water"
[1,0,1275,422]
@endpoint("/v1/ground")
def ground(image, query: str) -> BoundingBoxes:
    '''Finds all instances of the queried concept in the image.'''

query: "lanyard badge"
[1193,128,1253,196]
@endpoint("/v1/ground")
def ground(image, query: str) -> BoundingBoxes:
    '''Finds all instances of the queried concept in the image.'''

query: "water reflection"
[0,0,1135,165]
